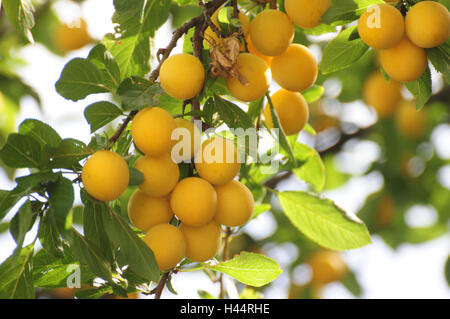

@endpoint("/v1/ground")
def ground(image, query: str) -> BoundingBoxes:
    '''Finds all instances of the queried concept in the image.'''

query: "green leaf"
[1,0,35,43]
[71,229,113,282]
[320,25,369,74]
[9,201,34,251]
[47,176,74,234]
[87,44,121,90]
[14,171,59,194]
[247,97,264,122]
[0,244,35,299]
[302,85,324,103]
[405,66,432,110]
[266,93,296,165]
[49,138,92,170]
[83,198,114,262]
[0,190,24,221]
[103,0,171,80]
[207,252,282,287]
[278,191,371,250]
[32,246,95,288]
[74,286,113,299]
[214,94,253,130]
[102,207,160,282]
[84,101,123,133]
[341,270,363,297]
[55,58,110,101]
[18,119,62,148]
[117,77,165,111]
[0,133,42,168]
[427,41,450,84]
[128,167,145,186]
[322,0,384,26]
[292,143,326,192]
[302,24,337,36]
[252,203,271,219]
[183,27,195,54]
[38,212,65,258]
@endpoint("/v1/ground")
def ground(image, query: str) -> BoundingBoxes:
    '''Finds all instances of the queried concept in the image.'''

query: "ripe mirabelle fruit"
[307,250,347,285]
[214,180,254,227]
[395,100,427,139]
[143,224,186,271]
[170,177,217,227]
[82,150,129,202]
[380,35,428,82]
[195,137,241,185]
[271,44,318,92]
[54,18,92,52]
[363,71,403,118]
[245,35,272,66]
[171,118,202,163]
[226,53,271,102]
[284,0,331,29]
[249,9,294,56]
[179,221,222,262]
[131,107,177,157]
[204,7,250,46]
[406,1,450,48]
[357,4,405,49]
[127,190,173,232]
[134,154,180,197]
[264,89,309,136]
[159,53,205,100]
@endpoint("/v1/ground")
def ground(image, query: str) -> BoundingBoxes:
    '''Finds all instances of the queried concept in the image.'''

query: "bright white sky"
[0,0,449,299]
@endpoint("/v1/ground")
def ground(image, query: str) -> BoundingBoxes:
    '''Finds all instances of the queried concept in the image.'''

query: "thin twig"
[219,226,233,299]
[152,272,170,299]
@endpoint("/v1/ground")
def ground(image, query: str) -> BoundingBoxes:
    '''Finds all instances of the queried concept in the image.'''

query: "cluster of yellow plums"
[81,105,255,271]
[159,0,330,137]
[363,70,428,139]
[358,1,450,82]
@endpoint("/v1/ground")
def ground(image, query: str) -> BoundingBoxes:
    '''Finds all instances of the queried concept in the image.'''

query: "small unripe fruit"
[54,19,92,52]
[214,180,254,227]
[170,177,217,227]
[143,224,186,271]
[171,118,202,163]
[131,107,177,157]
[134,154,180,197]
[406,1,450,48]
[264,89,309,136]
[395,100,427,139]
[226,53,271,102]
[180,221,222,262]
[82,150,129,202]
[250,10,294,56]
[127,190,173,232]
[285,0,331,29]
[270,44,318,92]
[160,53,205,100]
[363,71,403,118]
[195,137,241,185]
[380,35,428,82]
[307,250,347,285]
[357,4,405,49]
[204,8,250,46]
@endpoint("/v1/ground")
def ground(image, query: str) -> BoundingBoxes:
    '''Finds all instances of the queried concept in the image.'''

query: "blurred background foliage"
[0,0,449,299]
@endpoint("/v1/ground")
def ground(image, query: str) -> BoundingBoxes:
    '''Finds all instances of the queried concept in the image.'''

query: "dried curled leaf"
[209,33,247,85]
